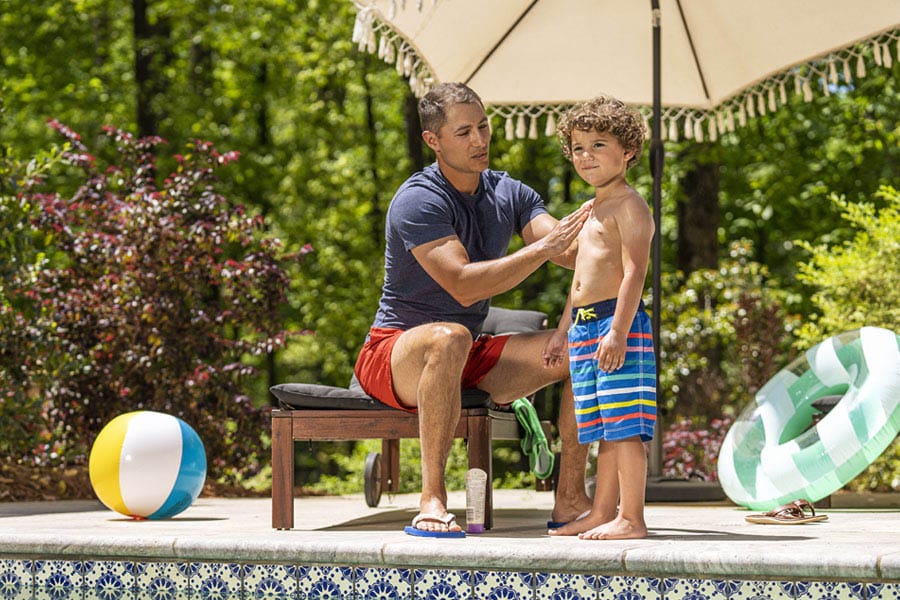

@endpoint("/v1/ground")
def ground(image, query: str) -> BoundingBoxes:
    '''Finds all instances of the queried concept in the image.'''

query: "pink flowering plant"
[662,415,734,482]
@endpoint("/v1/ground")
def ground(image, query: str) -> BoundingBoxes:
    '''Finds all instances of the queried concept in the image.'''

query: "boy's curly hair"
[556,95,645,169]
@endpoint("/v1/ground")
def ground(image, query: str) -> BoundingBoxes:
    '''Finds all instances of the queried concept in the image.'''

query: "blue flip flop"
[512,398,555,480]
[547,520,568,529]
[404,512,467,538]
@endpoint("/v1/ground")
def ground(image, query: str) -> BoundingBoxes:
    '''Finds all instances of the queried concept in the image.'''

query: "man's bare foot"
[549,497,593,529]
[412,498,462,533]
[548,509,614,537]
[578,516,647,540]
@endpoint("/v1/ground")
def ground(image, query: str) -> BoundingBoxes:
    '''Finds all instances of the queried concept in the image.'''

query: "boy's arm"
[595,194,655,373]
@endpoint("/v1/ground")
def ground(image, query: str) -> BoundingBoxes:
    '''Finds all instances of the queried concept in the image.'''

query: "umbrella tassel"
[738,104,747,128]
[694,119,704,142]
[873,41,883,67]
[856,53,867,78]
[726,110,735,133]
[708,119,717,143]
[794,72,803,96]
[843,60,853,85]
[829,60,839,85]
[516,114,527,139]
[778,81,787,105]
[505,117,515,141]
[802,79,813,102]
[768,88,777,113]
[822,76,831,97]
[683,115,693,140]
[746,95,756,119]
[544,113,556,137]
[668,119,678,142]
[756,93,766,116]
[528,116,538,140]
[883,43,893,68]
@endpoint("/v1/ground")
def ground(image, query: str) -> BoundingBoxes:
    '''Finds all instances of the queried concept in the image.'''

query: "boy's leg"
[477,330,592,523]
[579,438,648,540]
[548,440,618,536]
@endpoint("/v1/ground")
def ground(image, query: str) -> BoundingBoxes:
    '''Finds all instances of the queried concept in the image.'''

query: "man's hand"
[537,202,592,258]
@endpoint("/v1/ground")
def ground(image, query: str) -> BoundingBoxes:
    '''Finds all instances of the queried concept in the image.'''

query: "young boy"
[544,95,657,540]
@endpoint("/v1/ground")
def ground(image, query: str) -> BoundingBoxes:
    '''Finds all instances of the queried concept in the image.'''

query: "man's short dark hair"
[418,83,485,133]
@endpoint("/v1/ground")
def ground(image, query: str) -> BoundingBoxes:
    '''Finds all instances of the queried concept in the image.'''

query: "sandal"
[745,499,829,525]
[512,398,554,480]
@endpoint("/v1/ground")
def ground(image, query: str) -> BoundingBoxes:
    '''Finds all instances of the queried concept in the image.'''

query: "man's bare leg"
[391,323,472,533]
[549,440,618,536]
[477,330,592,525]
[579,439,648,540]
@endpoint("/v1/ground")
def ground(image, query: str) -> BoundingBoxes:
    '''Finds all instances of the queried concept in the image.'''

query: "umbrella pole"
[648,0,664,479]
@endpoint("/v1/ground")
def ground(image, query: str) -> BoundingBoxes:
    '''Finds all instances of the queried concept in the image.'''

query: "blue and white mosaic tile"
[663,577,728,600]
[535,572,595,600]
[0,559,32,600]
[728,579,793,600]
[134,561,190,600]
[414,568,471,600]
[472,570,532,600]
[298,566,352,600]
[190,562,241,600]
[796,580,865,600]
[866,583,900,600]
[241,563,298,599]
[602,576,659,600]
[354,566,412,600]
[82,560,136,600]
[34,559,83,600]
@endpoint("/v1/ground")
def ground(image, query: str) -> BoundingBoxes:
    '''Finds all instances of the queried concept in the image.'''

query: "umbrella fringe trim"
[354,7,898,143]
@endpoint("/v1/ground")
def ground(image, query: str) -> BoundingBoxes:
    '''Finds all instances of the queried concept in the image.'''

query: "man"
[354,82,593,536]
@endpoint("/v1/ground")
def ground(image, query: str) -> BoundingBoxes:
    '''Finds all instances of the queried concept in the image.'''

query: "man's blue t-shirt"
[371,163,547,336]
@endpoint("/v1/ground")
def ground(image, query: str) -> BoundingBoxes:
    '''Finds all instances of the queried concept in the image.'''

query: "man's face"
[425,102,492,178]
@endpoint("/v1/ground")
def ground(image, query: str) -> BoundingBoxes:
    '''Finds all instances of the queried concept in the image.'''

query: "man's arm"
[521,200,593,269]
[411,203,591,307]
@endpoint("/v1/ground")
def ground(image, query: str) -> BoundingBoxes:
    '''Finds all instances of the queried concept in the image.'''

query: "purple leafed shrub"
[662,415,734,482]
[13,121,298,485]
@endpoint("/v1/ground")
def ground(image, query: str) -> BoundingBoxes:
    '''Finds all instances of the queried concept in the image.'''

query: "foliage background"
[1,1,898,496]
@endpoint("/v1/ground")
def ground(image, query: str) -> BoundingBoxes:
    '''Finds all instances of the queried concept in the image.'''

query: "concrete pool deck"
[1,489,898,584]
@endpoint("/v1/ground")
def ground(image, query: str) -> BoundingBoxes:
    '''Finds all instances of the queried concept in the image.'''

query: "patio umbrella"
[350,0,900,485]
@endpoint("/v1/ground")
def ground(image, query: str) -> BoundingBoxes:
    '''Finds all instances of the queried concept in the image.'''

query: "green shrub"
[3,121,296,487]
[795,186,900,493]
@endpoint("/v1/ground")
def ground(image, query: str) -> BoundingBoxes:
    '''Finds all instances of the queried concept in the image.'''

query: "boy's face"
[423,102,492,179]
[569,129,634,188]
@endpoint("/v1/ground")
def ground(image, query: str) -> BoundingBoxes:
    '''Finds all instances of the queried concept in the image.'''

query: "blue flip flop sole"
[403,526,466,538]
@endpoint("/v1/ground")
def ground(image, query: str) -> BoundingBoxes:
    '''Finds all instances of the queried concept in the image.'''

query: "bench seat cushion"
[270,382,495,410]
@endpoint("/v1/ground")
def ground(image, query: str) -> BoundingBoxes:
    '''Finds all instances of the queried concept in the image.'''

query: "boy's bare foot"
[547,509,614,536]
[578,516,647,540]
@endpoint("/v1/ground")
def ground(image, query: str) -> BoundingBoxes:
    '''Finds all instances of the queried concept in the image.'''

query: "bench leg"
[466,413,493,530]
[271,411,294,530]
[381,439,400,494]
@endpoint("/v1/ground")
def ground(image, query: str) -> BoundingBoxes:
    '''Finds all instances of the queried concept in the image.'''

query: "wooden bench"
[269,307,552,530]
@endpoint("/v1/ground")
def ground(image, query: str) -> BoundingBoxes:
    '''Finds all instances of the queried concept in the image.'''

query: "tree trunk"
[676,144,720,274]
[404,90,424,174]
[132,0,169,138]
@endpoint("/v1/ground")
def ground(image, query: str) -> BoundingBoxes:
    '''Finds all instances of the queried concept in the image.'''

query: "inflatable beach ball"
[89,411,207,519]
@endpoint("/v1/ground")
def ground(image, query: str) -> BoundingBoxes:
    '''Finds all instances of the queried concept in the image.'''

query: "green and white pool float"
[717,327,900,510]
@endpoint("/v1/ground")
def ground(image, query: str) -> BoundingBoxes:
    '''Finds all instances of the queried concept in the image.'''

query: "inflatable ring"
[717,327,900,510]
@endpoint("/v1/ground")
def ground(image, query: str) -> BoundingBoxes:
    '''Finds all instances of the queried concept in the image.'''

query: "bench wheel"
[364,451,383,507]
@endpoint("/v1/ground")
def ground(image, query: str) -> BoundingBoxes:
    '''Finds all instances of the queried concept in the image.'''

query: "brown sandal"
[745,499,829,525]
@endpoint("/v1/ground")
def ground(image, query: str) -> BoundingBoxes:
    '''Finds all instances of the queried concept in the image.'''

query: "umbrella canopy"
[353,0,899,142]
[350,0,899,484]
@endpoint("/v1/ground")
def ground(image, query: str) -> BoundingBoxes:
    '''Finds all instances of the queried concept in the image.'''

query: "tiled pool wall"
[0,557,897,600]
